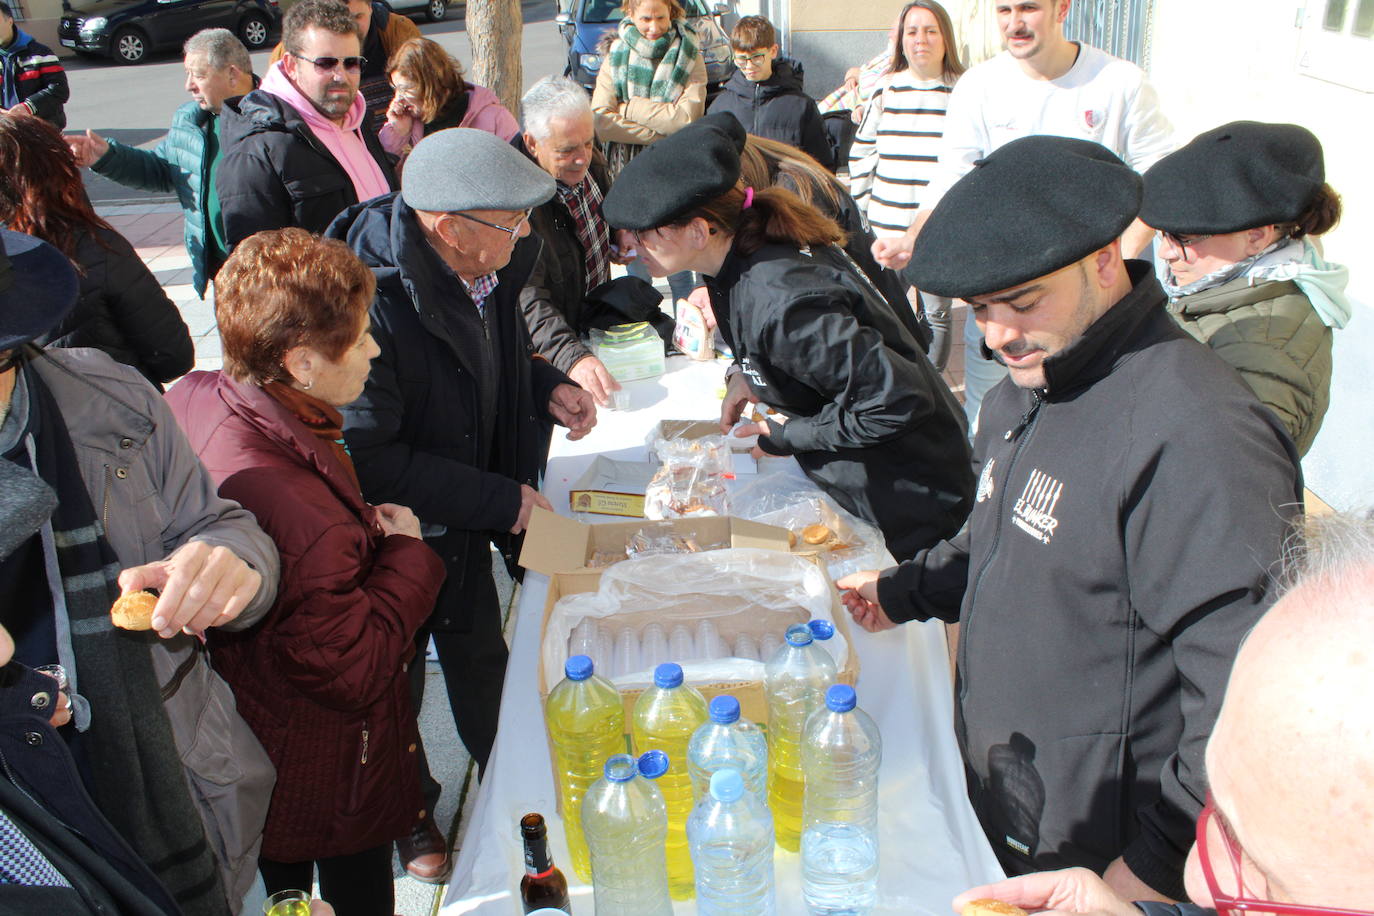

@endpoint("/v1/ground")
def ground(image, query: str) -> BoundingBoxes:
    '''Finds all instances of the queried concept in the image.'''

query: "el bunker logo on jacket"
[1012,468,1064,545]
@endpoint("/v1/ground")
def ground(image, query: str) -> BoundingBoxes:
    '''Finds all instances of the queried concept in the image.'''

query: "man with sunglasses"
[327,127,596,883]
[951,512,1374,916]
[218,0,395,247]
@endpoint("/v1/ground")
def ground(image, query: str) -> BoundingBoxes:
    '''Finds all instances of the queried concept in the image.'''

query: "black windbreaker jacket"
[708,59,834,169]
[877,263,1303,896]
[708,241,973,561]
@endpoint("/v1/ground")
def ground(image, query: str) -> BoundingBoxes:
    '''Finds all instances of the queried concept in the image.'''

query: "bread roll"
[961,899,1029,916]
[802,524,832,545]
[111,590,158,631]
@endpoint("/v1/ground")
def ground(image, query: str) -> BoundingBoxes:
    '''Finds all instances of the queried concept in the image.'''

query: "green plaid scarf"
[607,17,700,105]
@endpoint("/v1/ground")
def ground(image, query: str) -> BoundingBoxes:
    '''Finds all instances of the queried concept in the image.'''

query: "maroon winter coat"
[166,371,445,862]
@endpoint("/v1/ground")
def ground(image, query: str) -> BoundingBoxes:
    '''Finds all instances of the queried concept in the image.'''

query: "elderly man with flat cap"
[838,136,1302,902]
[327,127,595,880]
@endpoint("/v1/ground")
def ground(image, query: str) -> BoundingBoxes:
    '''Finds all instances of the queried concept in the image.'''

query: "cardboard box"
[649,419,758,467]
[566,456,656,519]
[520,506,792,575]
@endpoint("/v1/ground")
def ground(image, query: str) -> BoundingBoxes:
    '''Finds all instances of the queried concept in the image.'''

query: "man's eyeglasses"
[733,50,769,65]
[454,210,531,239]
[1196,793,1374,916]
[291,53,366,73]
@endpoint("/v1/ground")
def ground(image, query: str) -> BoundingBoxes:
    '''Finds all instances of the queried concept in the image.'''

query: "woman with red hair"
[0,112,192,387]
[165,228,445,916]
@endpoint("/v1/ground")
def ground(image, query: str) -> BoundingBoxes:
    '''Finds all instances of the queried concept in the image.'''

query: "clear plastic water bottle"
[582,752,673,916]
[545,654,625,881]
[800,684,882,916]
[764,623,838,851]
[687,695,769,807]
[687,767,777,916]
[632,662,708,899]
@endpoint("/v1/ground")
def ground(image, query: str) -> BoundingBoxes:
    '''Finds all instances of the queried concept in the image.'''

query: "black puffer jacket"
[519,139,612,373]
[217,89,396,247]
[708,59,833,170]
[876,263,1302,897]
[327,193,568,616]
[709,240,972,560]
[36,226,193,387]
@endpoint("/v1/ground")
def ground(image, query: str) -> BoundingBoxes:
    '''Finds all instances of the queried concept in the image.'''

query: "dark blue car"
[557,0,735,97]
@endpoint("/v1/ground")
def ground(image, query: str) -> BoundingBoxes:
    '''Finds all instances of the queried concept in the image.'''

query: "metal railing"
[1063,0,1156,68]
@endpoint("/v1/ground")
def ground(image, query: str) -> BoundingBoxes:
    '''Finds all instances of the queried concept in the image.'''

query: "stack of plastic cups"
[632,663,708,899]
[543,654,625,880]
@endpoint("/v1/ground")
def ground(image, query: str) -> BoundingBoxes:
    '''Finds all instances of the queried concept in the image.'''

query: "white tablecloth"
[442,357,1004,914]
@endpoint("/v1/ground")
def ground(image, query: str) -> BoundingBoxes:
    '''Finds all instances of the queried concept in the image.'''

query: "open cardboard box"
[520,506,792,574]
[649,419,759,475]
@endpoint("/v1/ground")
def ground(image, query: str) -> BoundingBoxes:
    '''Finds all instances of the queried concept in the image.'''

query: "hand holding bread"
[117,540,262,638]
[952,867,1141,916]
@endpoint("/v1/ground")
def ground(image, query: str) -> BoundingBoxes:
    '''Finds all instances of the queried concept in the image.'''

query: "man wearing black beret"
[839,136,1303,902]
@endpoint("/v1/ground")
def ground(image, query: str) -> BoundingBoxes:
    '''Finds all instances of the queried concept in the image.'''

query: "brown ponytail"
[1292,182,1342,238]
[672,185,845,257]
[739,135,844,216]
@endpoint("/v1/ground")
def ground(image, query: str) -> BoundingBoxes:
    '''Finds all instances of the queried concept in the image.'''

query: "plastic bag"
[729,471,895,579]
[542,548,847,690]
[643,435,732,518]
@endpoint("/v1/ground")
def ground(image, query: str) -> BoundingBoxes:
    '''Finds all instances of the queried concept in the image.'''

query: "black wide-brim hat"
[906,135,1142,299]
[0,229,80,352]
[1141,120,1324,235]
[602,116,744,231]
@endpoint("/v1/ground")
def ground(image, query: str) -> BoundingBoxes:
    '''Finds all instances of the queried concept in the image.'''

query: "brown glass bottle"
[520,812,571,913]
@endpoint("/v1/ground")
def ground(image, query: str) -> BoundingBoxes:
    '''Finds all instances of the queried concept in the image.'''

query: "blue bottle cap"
[708,695,740,724]
[826,683,856,712]
[604,754,638,782]
[808,619,835,641]
[637,750,670,780]
[654,662,684,688]
[784,623,814,647]
[564,654,594,681]
[709,767,745,803]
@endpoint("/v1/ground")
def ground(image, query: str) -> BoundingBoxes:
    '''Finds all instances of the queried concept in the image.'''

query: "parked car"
[384,0,452,22]
[556,0,735,98]
[59,0,281,64]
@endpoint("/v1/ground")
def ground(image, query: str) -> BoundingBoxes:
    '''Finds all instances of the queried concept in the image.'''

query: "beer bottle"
[520,812,571,913]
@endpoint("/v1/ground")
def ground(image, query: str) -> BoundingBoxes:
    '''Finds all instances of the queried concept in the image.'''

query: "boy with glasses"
[706,15,833,169]
[218,0,396,246]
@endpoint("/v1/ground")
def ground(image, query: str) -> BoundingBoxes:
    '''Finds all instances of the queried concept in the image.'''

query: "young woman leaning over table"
[601,115,974,562]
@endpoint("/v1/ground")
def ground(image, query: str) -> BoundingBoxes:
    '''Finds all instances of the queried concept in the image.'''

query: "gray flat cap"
[401,128,556,213]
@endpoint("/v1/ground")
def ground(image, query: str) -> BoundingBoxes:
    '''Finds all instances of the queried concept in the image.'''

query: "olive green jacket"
[1170,276,1332,455]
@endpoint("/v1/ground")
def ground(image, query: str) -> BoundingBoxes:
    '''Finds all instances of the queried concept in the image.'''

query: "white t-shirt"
[923,43,1175,206]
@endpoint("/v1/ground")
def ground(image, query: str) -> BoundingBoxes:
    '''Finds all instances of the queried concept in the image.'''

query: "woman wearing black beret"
[1141,121,1350,455]
[603,117,974,561]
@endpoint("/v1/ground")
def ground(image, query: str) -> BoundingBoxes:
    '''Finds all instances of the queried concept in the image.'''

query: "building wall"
[1148,0,1374,510]
[11,0,67,54]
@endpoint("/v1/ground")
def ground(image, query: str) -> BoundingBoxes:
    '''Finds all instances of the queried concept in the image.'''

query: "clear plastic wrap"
[643,435,733,519]
[728,473,895,579]
[542,548,848,690]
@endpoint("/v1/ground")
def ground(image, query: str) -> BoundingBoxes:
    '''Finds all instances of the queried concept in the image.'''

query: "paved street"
[68,0,566,203]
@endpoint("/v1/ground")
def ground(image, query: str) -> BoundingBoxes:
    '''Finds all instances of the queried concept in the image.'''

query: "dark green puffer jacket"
[92,101,217,297]
[1170,276,1332,455]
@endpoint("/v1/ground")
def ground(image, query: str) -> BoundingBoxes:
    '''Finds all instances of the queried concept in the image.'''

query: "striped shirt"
[847,72,954,237]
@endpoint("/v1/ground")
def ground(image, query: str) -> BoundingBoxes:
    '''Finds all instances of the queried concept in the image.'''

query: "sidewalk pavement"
[101,198,973,916]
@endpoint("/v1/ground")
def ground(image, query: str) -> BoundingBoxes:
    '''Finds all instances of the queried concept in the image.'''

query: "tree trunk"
[467,0,524,116]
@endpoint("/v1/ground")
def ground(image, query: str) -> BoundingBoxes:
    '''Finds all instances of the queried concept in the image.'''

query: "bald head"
[1189,514,1374,909]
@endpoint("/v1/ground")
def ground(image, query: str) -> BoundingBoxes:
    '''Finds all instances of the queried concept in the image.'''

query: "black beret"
[906,135,1142,299]
[601,117,742,231]
[697,111,747,154]
[0,229,79,352]
[1141,121,1324,235]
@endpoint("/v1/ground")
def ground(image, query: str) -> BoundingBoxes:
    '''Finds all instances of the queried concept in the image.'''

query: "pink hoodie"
[261,61,391,203]
[379,84,520,155]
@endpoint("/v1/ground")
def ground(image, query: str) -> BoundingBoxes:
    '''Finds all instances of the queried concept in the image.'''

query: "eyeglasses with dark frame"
[453,210,532,239]
[290,52,367,73]
[1160,230,1216,250]
[1197,793,1374,916]
[733,50,770,65]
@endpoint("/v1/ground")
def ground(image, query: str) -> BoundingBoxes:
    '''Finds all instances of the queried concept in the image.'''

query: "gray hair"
[520,76,593,141]
[183,28,252,74]
[1283,510,1374,594]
